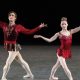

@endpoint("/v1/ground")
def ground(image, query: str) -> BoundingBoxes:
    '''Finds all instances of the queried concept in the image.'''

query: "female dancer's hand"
[34,35,41,38]
[39,23,47,28]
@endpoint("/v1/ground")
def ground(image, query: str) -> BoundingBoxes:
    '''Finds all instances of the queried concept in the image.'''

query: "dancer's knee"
[3,63,10,71]
[63,67,72,75]
[4,61,11,69]
[22,60,28,65]
[21,60,29,67]
[67,70,72,76]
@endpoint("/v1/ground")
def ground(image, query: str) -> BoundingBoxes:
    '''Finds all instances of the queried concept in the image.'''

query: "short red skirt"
[57,48,72,59]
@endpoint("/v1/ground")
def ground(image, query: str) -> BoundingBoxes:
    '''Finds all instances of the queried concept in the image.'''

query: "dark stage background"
[0,1,80,80]
[0,1,80,45]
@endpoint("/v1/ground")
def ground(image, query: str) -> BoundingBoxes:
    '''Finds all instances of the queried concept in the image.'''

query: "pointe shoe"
[70,77,73,80]
[49,76,58,80]
[1,78,7,80]
[23,74,34,80]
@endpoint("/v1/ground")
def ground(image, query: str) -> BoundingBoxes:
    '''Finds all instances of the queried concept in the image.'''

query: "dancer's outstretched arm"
[34,32,59,42]
[71,26,80,34]
[17,23,47,35]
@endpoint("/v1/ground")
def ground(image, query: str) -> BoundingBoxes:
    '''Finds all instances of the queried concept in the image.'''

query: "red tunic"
[57,32,72,59]
[0,21,41,51]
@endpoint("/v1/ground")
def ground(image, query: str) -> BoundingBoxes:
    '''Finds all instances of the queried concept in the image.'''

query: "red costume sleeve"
[0,21,6,29]
[17,24,41,35]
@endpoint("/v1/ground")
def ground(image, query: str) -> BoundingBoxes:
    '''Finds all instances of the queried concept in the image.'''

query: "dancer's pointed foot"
[49,76,58,80]
[1,77,7,80]
[23,74,34,80]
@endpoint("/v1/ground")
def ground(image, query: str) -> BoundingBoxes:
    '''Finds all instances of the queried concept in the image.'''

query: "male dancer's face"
[8,13,16,22]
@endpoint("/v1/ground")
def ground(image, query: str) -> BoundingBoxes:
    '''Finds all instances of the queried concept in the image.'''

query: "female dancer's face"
[60,21,68,30]
[8,13,16,22]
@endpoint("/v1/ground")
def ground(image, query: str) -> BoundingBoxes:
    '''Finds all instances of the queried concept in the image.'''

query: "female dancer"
[0,11,46,80]
[34,17,80,80]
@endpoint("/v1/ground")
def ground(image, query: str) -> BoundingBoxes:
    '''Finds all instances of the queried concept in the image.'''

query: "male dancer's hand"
[39,23,47,28]
[17,44,22,50]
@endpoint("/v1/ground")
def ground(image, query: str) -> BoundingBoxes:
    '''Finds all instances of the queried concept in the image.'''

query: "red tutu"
[57,48,72,59]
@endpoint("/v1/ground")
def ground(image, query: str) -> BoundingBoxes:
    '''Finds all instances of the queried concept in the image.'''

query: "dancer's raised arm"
[71,26,80,34]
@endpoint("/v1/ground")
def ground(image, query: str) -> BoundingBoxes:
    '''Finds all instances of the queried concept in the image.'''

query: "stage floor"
[0,45,80,80]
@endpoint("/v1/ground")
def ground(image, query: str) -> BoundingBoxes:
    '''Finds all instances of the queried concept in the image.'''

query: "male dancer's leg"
[15,51,34,79]
[1,51,18,80]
